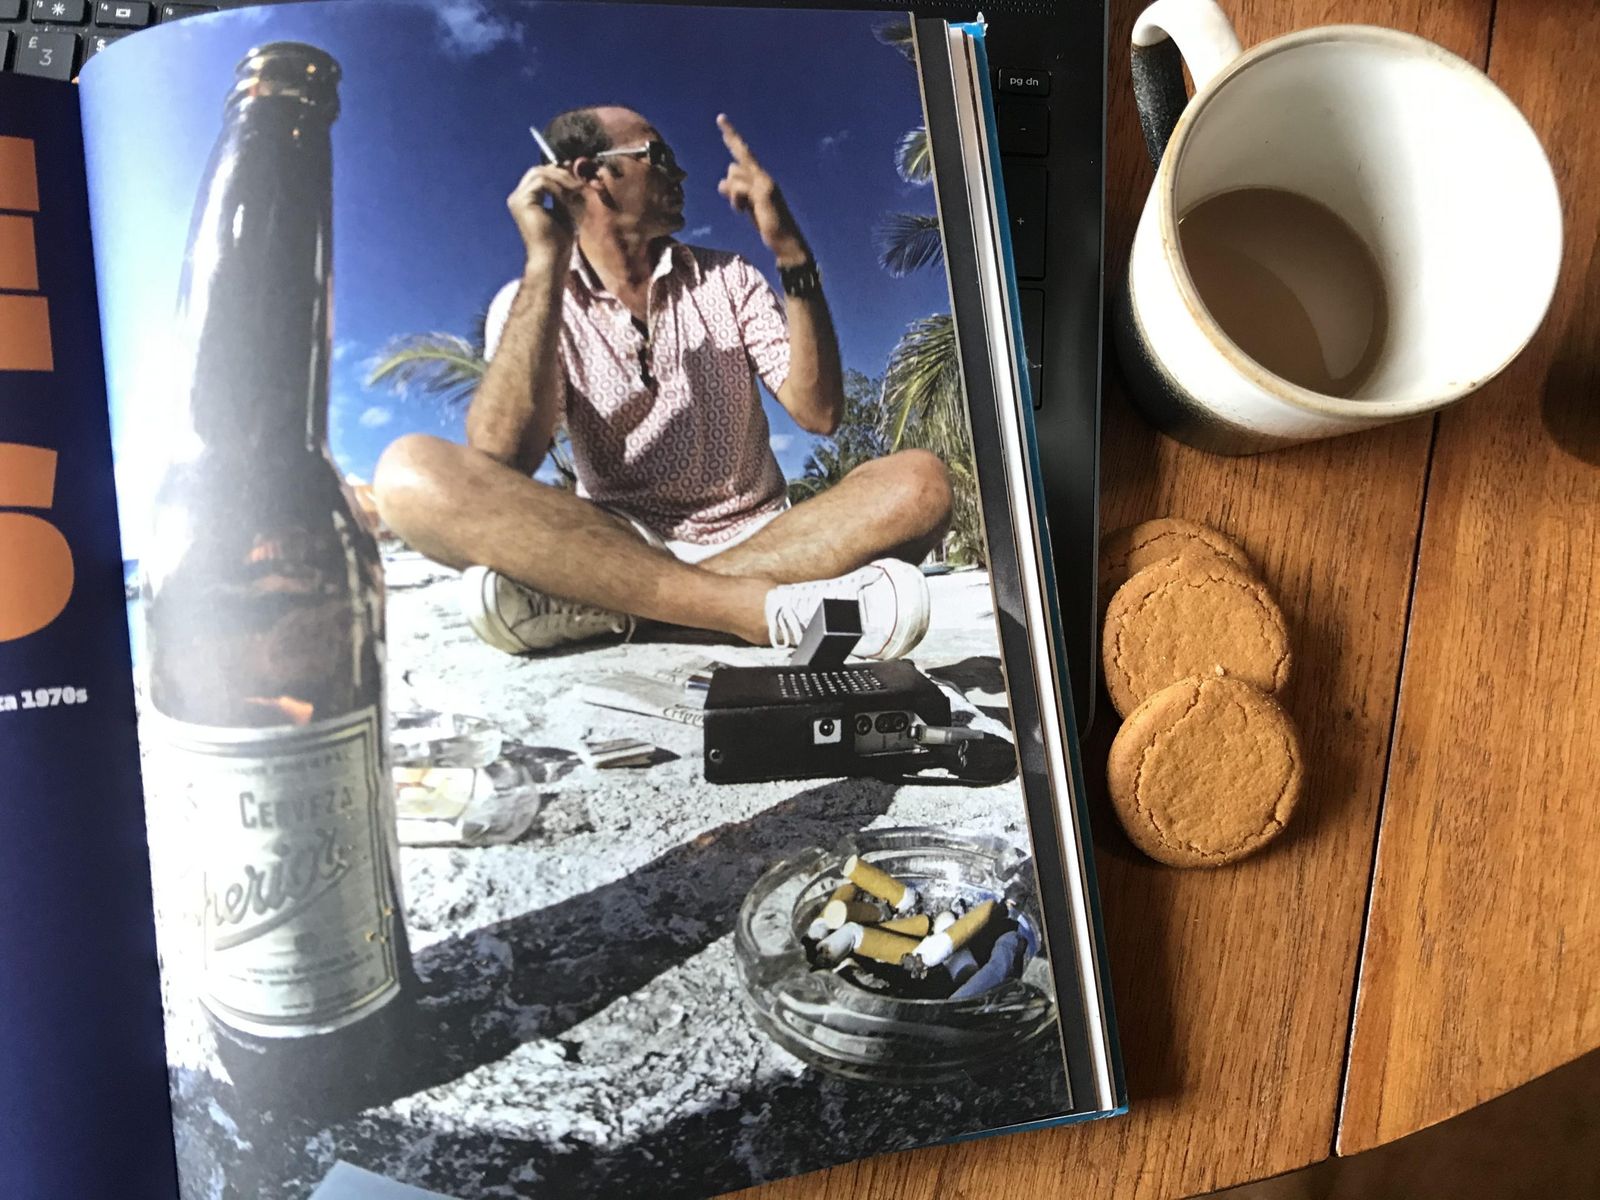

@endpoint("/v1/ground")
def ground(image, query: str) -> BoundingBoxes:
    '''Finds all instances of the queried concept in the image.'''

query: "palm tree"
[881,316,984,564]
[365,319,576,484]
[871,20,981,564]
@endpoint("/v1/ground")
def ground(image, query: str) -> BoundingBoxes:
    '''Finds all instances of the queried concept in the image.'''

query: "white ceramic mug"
[1115,0,1563,454]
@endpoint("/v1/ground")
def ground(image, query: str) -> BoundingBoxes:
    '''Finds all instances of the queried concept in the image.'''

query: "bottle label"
[149,706,400,1037]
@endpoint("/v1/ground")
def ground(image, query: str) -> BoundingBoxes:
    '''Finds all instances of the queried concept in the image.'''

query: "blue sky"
[79,0,948,556]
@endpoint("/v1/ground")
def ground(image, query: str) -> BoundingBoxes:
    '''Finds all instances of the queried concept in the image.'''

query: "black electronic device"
[703,658,953,784]
[2,0,1106,734]
[704,599,1016,785]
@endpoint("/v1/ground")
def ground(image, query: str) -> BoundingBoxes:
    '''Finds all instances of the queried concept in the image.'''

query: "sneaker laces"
[766,573,870,649]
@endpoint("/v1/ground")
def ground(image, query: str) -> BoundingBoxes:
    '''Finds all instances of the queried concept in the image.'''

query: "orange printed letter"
[0,443,74,642]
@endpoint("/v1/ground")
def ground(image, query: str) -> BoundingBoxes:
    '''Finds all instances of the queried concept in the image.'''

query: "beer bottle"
[143,43,413,1117]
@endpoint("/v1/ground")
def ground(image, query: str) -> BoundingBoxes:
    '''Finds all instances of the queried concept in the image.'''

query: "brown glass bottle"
[143,43,413,1119]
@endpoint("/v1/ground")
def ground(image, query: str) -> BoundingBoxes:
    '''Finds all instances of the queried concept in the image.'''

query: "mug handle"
[1130,0,1244,169]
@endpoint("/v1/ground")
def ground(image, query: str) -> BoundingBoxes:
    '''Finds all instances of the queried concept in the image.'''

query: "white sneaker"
[459,565,634,655]
[764,559,931,660]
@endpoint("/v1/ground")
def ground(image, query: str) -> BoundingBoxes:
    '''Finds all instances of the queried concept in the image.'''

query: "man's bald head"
[542,106,655,166]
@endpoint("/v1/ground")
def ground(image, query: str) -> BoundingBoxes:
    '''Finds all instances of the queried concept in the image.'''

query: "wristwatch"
[778,257,823,299]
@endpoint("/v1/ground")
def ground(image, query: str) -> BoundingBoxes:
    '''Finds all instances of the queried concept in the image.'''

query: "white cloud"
[359,405,394,429]
[687,224,713,240]
[818,129,852,155]
[769,434,795,454]
[434,0,525,57]
[332,338,357,363]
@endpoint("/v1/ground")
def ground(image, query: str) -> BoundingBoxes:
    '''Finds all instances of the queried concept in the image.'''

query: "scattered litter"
[578,659,727,727]
[579,735,660,769]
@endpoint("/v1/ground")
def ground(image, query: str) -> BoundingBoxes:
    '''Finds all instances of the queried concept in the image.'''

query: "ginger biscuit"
[1100,517,1254,609]
[1107,675,1302,867]
[1101,555,1291,718]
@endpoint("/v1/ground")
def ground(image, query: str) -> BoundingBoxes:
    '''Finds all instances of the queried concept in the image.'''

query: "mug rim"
[1156,23,1562,421]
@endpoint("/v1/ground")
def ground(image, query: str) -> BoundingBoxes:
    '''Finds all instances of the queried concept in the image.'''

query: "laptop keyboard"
[2,0,210,79]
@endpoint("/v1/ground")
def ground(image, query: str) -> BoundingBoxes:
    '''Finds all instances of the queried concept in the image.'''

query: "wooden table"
[733,0,1600,1195]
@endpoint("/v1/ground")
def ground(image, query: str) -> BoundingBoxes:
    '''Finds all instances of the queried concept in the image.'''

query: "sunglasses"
[593,140,682,175]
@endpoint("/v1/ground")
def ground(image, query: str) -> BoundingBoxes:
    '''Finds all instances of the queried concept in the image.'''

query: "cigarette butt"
[822,899,885,929]
[933,910,957,933]
[805,918,831,941]
[816,924,863,964]
[828,883,859,904]
[814,922,921,967]
[943,946,980,987]
[854,926,922,966]
[843,853,919,914]
[950,928,1029,1000]
[878,913,932,937]
[907,899,998,972]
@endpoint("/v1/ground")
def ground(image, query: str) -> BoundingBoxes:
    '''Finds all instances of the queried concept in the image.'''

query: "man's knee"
[883,449,953,531]
[372,433,466,539]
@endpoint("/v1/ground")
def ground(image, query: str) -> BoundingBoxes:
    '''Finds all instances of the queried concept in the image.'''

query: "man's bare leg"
[699,449,953,583]
[374,434,773,644]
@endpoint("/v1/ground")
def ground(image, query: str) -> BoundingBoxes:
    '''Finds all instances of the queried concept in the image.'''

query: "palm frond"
[883,314,962,453]
[875,211,945,277]
[895,127,933,185]
[366,333,486,409]
[874,19,915,63]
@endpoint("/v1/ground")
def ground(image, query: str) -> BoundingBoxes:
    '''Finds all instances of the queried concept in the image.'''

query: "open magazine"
[0,2,1124,1197]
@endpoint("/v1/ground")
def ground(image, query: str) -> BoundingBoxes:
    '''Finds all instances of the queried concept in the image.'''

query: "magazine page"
[80,3,1087,1195]
[0,72,179,1199]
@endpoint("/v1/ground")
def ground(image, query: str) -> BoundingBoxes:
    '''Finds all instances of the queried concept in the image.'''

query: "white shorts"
[605,503,786,565]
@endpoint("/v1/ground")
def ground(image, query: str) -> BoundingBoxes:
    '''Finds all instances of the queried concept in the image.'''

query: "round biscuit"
[1100,518,1254,609]
[1101,554,1291,718]
[1107,674,1302,867]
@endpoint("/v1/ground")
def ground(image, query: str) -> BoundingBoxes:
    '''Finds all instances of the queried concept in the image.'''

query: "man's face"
[590,110,687,238]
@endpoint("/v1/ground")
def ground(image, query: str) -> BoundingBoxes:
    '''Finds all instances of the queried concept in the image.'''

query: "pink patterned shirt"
[484,240,792,545]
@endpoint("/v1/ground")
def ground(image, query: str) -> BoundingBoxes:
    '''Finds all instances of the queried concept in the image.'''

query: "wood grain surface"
[1338,0,1600,1155]
[727,2,1504,1197]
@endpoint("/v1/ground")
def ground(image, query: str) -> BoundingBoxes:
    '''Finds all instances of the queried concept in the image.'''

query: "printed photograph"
[83,3,1075,1195]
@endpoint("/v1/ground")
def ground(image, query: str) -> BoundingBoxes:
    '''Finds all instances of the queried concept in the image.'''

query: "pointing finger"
[717,113,758,166]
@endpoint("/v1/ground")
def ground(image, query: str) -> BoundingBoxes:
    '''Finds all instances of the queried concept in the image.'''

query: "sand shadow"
[185,776,903,1146]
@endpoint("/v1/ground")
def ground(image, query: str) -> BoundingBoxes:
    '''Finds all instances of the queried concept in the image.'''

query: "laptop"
[3,0,1106,733]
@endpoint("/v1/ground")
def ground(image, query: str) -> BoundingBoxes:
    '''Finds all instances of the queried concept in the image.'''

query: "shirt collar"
[568,238,698,299]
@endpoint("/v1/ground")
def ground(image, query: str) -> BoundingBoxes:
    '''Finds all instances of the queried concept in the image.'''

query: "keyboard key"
[0,0,23,20]
[31,0,87,21]
[95,0,149,26]
[83,28,126,58]
[997,97,1049,157]
[1018,288,1045,408]
[14,30,76,79]
[997,67,1050,96]
[159,2,214,19]
[1000,159,1047,279]
[0,30,10,67]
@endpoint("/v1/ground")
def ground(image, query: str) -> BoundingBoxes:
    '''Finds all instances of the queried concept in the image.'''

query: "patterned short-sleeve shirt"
[484,240,791,546]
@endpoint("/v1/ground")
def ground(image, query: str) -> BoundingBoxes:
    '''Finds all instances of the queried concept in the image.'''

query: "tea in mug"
[1178,187,1388,398]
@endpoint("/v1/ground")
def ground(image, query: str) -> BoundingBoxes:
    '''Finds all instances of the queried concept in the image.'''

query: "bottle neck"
[178,95,335,455]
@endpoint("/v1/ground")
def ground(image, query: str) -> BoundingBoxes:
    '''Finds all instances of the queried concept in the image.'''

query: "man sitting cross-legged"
[374,105,952,659]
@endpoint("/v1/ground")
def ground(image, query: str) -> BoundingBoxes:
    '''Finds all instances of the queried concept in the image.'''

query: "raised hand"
[506,163,582,270]
[715,114,809,266]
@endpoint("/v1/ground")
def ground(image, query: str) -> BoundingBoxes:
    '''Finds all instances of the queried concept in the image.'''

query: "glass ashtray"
[389,709,503,769]
[734,826,1059,1086]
